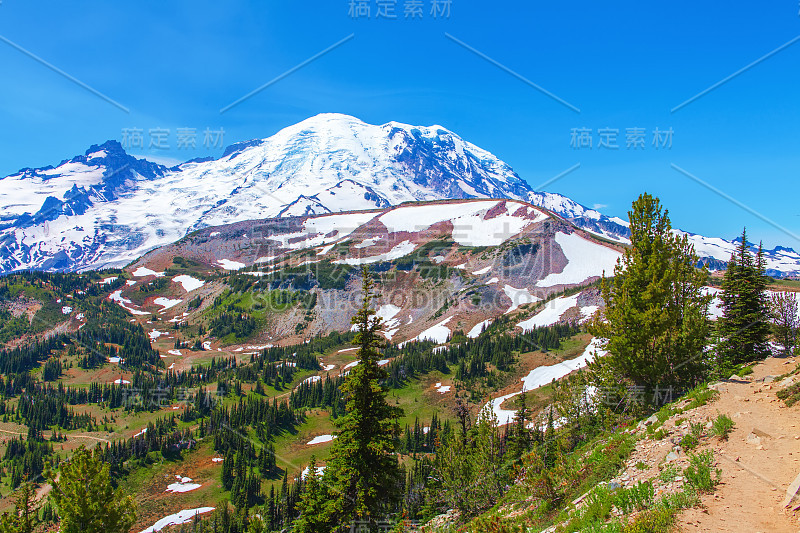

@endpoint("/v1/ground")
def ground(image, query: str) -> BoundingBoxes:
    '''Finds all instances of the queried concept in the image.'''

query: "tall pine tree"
[717,229,772,366]
[589,193,711,408]
[323,266,403,530]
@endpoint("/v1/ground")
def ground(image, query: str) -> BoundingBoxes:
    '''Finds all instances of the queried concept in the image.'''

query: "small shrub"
[777,382,800,407]
[651,428,668,440]
[612,481,654,514]
[684,450,721,493]
[658,464,679,484]
[685,387,719,410]
[679,433,698,450]
[710,414,735,441]
[658,487,700,510]
[656,407,672,423]
[635,461,647,471]
[621,506,675,533]
[565,485,614,532]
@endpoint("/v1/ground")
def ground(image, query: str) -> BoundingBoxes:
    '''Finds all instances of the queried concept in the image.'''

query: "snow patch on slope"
[536,232,621,288]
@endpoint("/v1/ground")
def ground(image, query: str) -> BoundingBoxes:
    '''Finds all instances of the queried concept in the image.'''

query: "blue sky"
[1,1,799,247]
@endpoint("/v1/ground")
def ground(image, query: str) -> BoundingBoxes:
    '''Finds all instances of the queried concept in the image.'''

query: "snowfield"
[375,200,548,247]
[536,232,621,287]
[451,206,548,246]
[154,297,182,310]
[517,294,580,331]
[307,434,336,445]
[173,275,205,292]
[503,284,541,314]
[335,240,417,265]
[139,507,215,533]
[376,304,402,339]
[132,267,164,277]
[378,201,500,234]
[702,286,724,319]
[109,290,150,316]
[467,319,491,338]
[217,259,246,270]
[485,338,607,425]
[405,316,453,345]
[166,475,201,493]
[301,466,326,480]
[355,237,382,249]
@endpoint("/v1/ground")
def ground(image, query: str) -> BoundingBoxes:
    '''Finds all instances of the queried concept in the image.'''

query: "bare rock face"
[126,198,624,344]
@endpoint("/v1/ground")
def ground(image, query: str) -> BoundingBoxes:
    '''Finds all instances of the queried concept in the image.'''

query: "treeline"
[233,357,303,392]
[1,436,58,489]
[289,374,346,416]
[0,334,69,376]
[382,322,580,387]
[75,300,163,369]
[259,330,353,366]
[210,312,257,340]
[17,390,97,432]
[100,414,194,472]
[206,394,298,449]
[0,270,120,296]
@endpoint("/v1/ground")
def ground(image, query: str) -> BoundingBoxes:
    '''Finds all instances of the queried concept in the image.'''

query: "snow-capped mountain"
[0,113,797,276]
[675,231,800,279]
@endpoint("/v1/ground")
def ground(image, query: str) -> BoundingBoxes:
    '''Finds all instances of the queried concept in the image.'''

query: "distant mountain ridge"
[0,113,797,276]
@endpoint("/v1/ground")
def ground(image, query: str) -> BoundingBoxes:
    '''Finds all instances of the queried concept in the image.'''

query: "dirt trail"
[676,355,800,532]
[0,428,110,443]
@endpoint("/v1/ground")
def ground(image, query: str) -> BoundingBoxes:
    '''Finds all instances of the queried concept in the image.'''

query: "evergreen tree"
[770,290,799,356]
[294,456,330,533]
[46,446,136,533]
[323,266,404,530]
[222,452,235,490]
[432,408,507,516]
[0,481,38,533]
[589,193,712,408]
[717,229,772,366]
[506,388,530,461]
